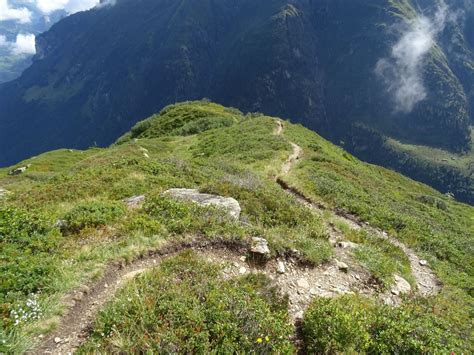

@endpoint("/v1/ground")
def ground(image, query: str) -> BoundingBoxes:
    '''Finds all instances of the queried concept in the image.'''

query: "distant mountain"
[0,0,472,201]
[0,1,67,83]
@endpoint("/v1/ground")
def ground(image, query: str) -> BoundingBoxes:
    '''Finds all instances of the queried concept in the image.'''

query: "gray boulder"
[164,188,241,219]
[8,166,28,175]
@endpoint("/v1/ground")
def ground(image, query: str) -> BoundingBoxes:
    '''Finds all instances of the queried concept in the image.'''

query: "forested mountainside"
[0,0,472,202]
[1,102,472,352]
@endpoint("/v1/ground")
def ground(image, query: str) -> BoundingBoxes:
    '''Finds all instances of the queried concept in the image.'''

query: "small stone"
[295,311,304,319]
[276,260,286,274]
[337,241,358,249]
[239,267,247,274]
[335,259,349,272]
[297,278,310,290]
[310,288,318,295]
[239,256,246,262]
[233,262,240,268]
[54,219,67,229]
[250,237,270,255]
[78,285,90,294]
[123,195,145,207]
[143,153,150,159]
[104,283,109,288]
[419,260,428,266]
[391,275,411,296]
[54,337,61,344]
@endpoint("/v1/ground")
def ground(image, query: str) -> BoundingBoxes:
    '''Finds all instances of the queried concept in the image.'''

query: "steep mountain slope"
[1,102,472,352]
[0,0,472,202]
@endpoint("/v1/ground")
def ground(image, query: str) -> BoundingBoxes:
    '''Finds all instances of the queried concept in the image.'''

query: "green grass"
[302,294,461,353]
[79,252,295,353]
[337,225,414,288]
[0,101,473,352]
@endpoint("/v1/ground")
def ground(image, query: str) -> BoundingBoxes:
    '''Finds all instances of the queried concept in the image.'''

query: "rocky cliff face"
[0,0,472,192]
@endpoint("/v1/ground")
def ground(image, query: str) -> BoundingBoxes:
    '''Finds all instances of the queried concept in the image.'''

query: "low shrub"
[62,201,125,234]
[0,207,61,320]
[80,252,295,353]
[302,295,460,353]
[144,195,247,240]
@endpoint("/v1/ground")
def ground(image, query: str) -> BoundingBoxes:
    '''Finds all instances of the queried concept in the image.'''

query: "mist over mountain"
[0,0,472,202]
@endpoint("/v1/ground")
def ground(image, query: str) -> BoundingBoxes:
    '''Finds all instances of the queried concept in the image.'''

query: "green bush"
[0,207,61,316]
[62,201,125,233]
[80,252,295,353]
[302,295,459,353]
[120,214,166,237]
[170,116,235,136]
[302,296,373,353]
[144,194,247,240]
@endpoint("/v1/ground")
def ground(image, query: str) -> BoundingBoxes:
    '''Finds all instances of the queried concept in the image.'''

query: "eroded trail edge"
[274,119,441,299]
[33,241,240,354]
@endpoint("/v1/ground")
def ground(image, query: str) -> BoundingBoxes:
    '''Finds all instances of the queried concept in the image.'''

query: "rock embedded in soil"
[391,275,411,295]
[164,188,241,219]
[250,237,271,256]
[335,259,349,272]
[276,260,286,274]
[337,241,359,249]
[123,195,146,207]
[297,278,310,290]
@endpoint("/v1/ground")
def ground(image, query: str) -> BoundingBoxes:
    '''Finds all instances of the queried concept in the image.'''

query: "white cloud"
[10,33,36,55]
[375,4,455,113]
[0,0,33,23]
[0,35,7,46]
[34,0,101,14]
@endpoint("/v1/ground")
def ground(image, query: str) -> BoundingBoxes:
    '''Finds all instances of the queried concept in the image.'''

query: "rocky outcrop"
[8,165,29,176]
[164,188,241,220]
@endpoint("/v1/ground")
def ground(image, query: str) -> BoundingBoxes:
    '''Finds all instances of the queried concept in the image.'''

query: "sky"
[0,0,105,55]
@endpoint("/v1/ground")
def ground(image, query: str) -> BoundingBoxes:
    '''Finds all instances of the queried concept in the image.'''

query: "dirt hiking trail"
[32,120,440,354]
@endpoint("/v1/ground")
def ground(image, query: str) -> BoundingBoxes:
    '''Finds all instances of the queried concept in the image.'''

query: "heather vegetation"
[0,102,472,352]
[80,252,295,353]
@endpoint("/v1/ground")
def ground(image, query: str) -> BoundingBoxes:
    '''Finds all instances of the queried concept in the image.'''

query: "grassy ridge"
[0,101,473,352]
